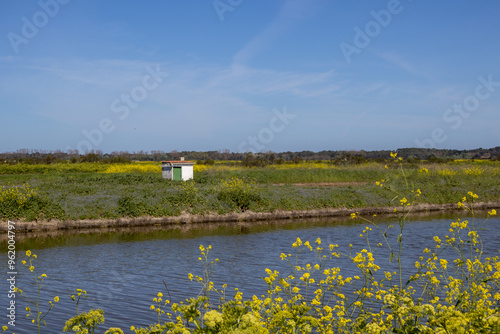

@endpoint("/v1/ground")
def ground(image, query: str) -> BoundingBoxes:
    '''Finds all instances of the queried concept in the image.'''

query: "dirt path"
[273,182,368,187]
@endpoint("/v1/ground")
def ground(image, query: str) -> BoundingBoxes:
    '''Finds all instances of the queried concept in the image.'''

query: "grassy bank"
[1,160,499,222]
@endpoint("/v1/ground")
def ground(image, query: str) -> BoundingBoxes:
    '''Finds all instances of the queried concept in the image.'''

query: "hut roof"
[161,160,195,164]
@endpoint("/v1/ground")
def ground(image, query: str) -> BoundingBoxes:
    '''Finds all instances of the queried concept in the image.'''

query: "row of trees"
[1,147,499,165]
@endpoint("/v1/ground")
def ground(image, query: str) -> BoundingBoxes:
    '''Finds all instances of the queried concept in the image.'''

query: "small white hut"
[161,158,195,181]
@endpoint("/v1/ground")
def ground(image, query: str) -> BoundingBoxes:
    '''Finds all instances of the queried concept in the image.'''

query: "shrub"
[0,183,65,220]
[117,196,146,217]
[216,177,264,211]
[173,181,201,207]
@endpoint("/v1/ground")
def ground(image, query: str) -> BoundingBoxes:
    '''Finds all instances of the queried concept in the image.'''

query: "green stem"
[398,208,404,291]
[32,260,41,334]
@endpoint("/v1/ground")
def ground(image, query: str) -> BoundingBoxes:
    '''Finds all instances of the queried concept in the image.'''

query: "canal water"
[1,212,499,333]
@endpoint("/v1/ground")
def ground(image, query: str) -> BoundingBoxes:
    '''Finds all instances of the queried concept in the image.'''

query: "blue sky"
[1,0,499,154]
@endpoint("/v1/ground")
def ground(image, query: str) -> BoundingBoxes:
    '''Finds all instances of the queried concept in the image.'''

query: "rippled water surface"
[1,212,499,333]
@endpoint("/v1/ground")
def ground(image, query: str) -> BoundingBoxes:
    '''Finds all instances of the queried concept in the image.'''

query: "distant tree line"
[1,147,499,165]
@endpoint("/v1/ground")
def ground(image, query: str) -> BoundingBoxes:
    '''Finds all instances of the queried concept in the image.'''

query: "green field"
[1,160,499,221]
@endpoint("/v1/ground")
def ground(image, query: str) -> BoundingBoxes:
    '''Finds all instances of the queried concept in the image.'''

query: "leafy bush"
[173,181,202,207]
[117,196,147,217]
[0,183,65,220]
[216,177,264,211]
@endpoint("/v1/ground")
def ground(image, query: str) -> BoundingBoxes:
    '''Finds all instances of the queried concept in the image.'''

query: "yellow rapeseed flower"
[467,191,479,199]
